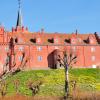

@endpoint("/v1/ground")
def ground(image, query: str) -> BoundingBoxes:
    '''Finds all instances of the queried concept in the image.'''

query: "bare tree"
[0,80,8,97]
[13,79,20,93]
[57,48,77,98]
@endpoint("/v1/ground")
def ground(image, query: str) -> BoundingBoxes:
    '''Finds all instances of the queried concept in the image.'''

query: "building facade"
[0,6,100,74]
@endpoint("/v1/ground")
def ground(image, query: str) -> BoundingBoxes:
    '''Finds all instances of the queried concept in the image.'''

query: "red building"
[0,6,100,74]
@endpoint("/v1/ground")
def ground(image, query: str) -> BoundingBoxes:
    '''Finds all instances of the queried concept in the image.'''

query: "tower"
[16,0,22,27]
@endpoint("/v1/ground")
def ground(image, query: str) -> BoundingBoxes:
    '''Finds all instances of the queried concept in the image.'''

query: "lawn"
[3,68,100,97]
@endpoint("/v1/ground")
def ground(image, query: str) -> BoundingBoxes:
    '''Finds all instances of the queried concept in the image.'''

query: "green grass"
[4,68,100,96]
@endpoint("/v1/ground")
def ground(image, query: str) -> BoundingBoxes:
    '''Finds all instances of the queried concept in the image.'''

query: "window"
[18,56,23,61]
[5,56,9,63]
[91,47,95,52]
[91,56,95,61]
[55,46,59,49]
[72,46,76,51]
[37,46,42,51]
[38,56,42,61]
[5,46,9,52]
[19,46,24,51]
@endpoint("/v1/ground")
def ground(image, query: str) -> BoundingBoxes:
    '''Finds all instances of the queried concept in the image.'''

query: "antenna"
[18,0,21,9]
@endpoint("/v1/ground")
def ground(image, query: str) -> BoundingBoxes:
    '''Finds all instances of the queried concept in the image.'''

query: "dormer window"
[30,39,36,43]
[48,38,53,43]
[65,39,70,44]
[15,38,18,43]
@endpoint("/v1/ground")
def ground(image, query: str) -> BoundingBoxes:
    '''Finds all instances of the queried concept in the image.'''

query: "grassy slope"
[5,68,100,96]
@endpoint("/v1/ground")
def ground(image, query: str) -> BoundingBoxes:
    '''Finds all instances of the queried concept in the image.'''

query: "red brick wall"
[0,30,100,74]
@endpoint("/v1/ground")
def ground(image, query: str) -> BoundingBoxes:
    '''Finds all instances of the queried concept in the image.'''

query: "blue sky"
[0,0,100,33]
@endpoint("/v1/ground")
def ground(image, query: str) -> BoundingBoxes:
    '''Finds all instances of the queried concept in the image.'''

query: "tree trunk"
[65,67,69,98]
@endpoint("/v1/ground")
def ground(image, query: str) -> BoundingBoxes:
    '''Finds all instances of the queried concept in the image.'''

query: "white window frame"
[38,56,42,61]
[91,56,95,61]
[37,38,41,43]
[18,56,23,61]
[37,46,42,51]
[91,47,95,52]
[72,46,76,51]
[19,46,24,51]
[5,46,9,52]
[55,46,59,49]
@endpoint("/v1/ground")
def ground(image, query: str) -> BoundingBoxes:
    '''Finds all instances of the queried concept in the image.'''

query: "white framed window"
[18,56,23,61]
[5,56,9,63]
[91,47,95,52]
[91,56,95,61]
[37,46,42,51]
[55,46,59,49]
[38,56,42,61]
[72,46,76,51]
[5,46,9,52]
[19,46,24,51]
